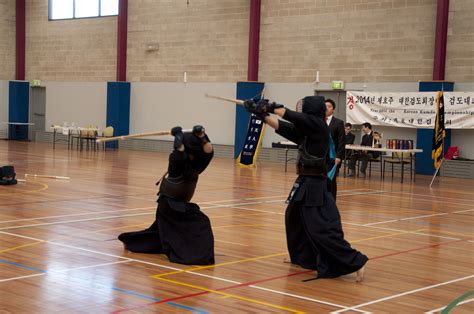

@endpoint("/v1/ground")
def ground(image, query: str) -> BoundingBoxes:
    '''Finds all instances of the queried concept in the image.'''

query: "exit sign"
[331,81,344,89]
[31,79,41,87]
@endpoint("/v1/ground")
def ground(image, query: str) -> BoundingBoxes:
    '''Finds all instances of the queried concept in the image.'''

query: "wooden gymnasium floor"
[0,140,473,313]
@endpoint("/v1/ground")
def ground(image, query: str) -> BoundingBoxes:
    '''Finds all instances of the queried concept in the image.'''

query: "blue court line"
[1,259,207,313]
[0,259,47,273]
[112,287,208,314]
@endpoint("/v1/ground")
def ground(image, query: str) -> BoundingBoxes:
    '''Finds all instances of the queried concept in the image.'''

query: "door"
[314,90,347,121]
[30,86,46,139]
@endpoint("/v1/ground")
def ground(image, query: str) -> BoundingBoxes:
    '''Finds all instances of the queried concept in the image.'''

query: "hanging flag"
[237,114,266,167]
[432,91,445,169]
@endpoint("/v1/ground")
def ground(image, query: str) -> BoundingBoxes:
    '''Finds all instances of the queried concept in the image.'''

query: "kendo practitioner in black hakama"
[118,125,215,265]
[243,96,367,281]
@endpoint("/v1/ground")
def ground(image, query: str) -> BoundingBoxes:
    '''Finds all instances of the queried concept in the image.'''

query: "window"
[49,0,119,20]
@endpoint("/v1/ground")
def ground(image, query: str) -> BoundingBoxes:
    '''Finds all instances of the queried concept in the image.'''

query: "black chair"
[383,152,413,180]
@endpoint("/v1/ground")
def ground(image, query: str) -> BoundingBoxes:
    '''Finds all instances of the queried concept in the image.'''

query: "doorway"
[29,86,46,140]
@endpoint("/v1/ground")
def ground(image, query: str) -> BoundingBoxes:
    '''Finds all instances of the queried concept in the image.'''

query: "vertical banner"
[432,91,445,169]
[237,115,265,167]
[8,80,30,140]
[417,81,453,175]
[234,81,265,158]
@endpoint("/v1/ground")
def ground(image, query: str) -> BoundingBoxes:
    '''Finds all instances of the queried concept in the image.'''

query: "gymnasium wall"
[260,0,438,83]
[127,0,249,82]
[21,0,473,83]
[0,81,9,127]
[0,0,15,80]
[25,0,117,82]
[43,82,107,131]
[10,0,474,158]
[446,0,474,82]
[130,83,236,144]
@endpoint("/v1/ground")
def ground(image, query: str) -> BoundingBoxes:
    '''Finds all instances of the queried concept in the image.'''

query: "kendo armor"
[158,169,199,202]
[296,139,328,176]
[0,166,18,185]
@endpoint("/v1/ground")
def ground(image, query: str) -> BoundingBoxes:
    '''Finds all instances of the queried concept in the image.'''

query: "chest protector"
[296,143,327,176]
[158,169,199,202]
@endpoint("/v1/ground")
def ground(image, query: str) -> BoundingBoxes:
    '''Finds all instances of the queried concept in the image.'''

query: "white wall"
[130,83,236,145]
[0,81,8,123]
[451,129,474,159]
[36,80,473,158]
[261,82,421,148]
[43,82,107,132]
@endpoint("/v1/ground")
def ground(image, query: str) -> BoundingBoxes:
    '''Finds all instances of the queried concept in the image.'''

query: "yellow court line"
[155,276,305,314]
[214,239,249,247]
[0,182,48,196]
[0,241,44,254]
[151,252,287,278]
[152,228,431,279]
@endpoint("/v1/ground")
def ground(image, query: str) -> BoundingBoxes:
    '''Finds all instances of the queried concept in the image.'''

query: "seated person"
[348,122,379,178]
[0,166,18,185]
[344,122,356,159]
[344,123,355,145]
[118,125,215,265]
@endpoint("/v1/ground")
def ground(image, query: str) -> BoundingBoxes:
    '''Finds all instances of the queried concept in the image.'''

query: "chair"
[100,126,115,150]
[367,153,383,179]
[348,151,383,179]
[76,125,98,151]
[383,152,412,180]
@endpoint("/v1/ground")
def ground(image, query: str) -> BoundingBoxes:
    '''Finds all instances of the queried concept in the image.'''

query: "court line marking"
[0,259,47,273]
[0,181,49,196]
[0,194,287,224]
[359,193,473,207]
[0,241,44,254]
[426,297,474,314]
[0,189,378,226]
[341,222,464,241]
[417,228,473,239]
[0,260,130,283]
[151,252,288,278]
[111,287,209,314]
[0,204,221,231]
[363,209,474,226]
[1,188,465,311]
[0,206,156,224]
[363,213,450,226]
[0,230,353,311]
[223,206,469,242]
[2,228,466,313]
[0,195,292,230]
[388,191,474,203]
[330,274,474,313]
[151,277,305,314]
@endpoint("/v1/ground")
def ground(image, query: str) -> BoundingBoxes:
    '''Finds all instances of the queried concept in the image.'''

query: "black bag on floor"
[0,166,18,185]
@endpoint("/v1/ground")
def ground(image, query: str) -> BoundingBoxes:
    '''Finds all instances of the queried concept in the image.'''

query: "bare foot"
[355,265,366,282]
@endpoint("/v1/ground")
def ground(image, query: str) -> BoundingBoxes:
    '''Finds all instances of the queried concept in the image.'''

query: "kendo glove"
[192,125,210,144]
[243,99,258,114]
[170,126,184,149]
[261,100,284,113]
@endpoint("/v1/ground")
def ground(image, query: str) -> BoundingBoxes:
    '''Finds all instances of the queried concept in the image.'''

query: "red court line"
[369,238,468,261]
[112,238,471,313]
[111,270,313,313]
